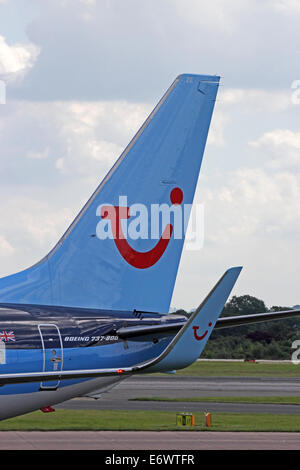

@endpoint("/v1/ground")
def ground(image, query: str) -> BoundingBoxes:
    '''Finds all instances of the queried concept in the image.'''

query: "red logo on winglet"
[193,322,212,341]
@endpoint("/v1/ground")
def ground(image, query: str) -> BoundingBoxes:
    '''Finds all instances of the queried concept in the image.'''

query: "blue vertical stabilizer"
[0,74,220,311]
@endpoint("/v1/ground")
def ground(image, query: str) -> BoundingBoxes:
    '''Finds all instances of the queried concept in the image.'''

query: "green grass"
[169,360,300,377]
[1,409,300,432]
[131,396,300,405]
[0,410,178,431]
[1,361,299,432]
[199,413,300,432]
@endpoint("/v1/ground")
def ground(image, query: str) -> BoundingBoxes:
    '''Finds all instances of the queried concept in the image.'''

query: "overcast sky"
[0,0,299,311]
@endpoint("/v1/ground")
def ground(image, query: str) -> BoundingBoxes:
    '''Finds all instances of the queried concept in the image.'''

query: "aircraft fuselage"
[0,304,179,420]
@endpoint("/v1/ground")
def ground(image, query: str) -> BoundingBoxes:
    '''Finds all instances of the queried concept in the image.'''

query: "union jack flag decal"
[0,331,15,342]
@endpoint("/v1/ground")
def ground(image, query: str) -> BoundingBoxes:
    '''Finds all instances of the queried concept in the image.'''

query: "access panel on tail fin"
[0,74,220,312]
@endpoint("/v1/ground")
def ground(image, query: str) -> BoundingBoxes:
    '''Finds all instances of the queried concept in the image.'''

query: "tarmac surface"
[0,430,300,450]
[56,375,300,415]
[2,375,300,450]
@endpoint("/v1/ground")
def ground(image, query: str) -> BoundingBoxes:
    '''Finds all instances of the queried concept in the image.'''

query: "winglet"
[138,266,242,373]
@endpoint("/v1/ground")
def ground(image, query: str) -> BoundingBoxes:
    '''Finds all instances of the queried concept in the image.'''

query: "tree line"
[174,295,300,360]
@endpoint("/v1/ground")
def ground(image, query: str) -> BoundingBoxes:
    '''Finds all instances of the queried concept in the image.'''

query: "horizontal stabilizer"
[215,308,300,329]
[116,321,186,338]
[116,307,300,338]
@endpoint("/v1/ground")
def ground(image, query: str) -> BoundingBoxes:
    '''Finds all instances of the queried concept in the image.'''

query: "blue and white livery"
[0,74,293,421]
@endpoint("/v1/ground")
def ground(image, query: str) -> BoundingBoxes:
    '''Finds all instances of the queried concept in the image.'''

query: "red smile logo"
[100,187,183,269]
[193,322,212,341]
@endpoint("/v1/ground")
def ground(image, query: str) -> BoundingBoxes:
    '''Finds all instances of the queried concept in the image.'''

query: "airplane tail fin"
[0,74,220,311]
